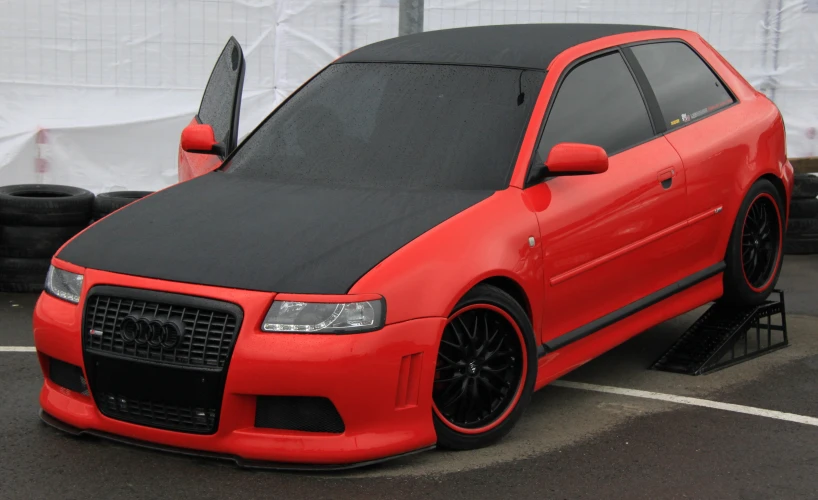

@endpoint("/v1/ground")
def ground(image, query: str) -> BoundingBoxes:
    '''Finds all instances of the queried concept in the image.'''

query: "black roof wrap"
[337,24,673,70]
[58,174,493,293]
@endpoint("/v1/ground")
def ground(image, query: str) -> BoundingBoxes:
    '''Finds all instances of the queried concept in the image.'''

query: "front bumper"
[34,266,444,466]
[39,410,435,471]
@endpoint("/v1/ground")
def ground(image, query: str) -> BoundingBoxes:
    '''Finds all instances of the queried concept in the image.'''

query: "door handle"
[658,168,676,189]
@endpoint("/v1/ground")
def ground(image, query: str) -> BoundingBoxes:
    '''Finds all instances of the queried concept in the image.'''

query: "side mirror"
[181,123,225,156]
[545,142,608,176]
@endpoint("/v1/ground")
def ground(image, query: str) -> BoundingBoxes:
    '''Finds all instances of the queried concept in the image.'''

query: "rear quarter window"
[630,41,734,129]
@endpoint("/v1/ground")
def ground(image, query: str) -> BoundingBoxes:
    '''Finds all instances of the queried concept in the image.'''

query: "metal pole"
[339,0,346,54]
[349,0,356,51]
[769,0,784,102]
[399,0,424,36]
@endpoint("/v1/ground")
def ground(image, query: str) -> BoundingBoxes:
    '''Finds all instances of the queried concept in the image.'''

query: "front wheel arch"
[477,276,532,320]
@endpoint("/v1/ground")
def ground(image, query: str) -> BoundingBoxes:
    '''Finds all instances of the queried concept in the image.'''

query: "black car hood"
[58,173,493,294]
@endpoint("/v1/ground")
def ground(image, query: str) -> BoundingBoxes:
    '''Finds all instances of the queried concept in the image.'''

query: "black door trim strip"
[538,261,726,356]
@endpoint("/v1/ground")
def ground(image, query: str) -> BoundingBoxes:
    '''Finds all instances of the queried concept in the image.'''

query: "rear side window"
[536,52,654,162]
[630,42,734,129]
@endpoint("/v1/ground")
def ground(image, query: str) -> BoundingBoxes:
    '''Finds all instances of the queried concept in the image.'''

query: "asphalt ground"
[1,255,816,499]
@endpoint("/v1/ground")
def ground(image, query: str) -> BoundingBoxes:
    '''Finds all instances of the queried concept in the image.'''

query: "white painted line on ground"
[552,380,818,427]
[0,346,36,352]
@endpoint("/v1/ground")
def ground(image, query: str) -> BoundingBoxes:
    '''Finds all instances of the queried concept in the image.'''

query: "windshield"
[223,63,544,190]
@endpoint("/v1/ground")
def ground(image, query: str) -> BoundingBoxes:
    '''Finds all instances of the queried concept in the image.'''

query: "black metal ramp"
[652,290,788,375]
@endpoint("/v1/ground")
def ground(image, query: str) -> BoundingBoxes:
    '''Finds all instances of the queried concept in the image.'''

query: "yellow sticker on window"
[670,118,680,126]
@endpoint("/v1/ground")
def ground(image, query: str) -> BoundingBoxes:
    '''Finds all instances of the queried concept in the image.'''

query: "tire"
[0,184,93,227]
[787,217,818,238]
[722,179,785,306]
[790,198,818,219]
[792,174,818,199]
[0,257,50,292]
[784,217,818,255]
[92,191,152,220]
[432,284,536,450]
[0,225,85,259]
[784,238,818,255]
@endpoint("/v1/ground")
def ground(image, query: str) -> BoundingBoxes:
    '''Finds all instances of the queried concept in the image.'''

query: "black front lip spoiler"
[39,409,435,472]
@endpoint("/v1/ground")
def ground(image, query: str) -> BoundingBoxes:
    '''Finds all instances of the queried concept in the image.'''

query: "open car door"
[178,37,245,182]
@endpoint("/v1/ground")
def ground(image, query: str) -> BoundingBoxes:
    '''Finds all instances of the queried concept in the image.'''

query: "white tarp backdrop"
[0,0,816,192]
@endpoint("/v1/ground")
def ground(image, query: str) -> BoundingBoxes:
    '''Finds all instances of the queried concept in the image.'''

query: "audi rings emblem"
[119,316,183,349]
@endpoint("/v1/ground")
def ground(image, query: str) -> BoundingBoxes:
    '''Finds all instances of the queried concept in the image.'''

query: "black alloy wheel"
[433,304,524,431]
[741,193,782,290]
[432,284,536,450]
[722,179,784,306]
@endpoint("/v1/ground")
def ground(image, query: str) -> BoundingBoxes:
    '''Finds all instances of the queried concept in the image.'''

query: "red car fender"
[781,158,795,221]
[349,188,545,341]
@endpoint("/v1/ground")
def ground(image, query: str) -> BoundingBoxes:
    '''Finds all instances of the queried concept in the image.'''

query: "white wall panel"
[0,0,814,191]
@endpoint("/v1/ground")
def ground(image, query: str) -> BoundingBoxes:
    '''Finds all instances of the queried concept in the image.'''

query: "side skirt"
[538,261,726,355]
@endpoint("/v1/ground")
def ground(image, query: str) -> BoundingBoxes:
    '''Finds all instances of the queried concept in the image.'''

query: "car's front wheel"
[722,179,785,306]
[432,284,536,450]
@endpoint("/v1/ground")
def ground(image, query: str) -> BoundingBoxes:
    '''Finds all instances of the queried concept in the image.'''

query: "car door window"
[630,41,734,129]
[535,52,654,162]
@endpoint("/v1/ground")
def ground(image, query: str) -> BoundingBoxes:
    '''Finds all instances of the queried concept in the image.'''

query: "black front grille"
[84,292,239,369]
[255,396,345,433]
[82,286,243,434]
[97,392,216,433]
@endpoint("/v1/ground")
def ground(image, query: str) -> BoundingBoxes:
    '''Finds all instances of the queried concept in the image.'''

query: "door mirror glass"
[181,123,225,156]
[545,142,608,175]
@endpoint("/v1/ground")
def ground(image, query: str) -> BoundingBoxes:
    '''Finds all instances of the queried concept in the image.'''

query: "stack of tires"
[0,185,94,292]
[0,186,153,292]
[786,174,818,255]
[92,191,153,221]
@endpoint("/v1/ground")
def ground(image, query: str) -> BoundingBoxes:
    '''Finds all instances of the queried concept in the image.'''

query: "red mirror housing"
[181,123,224,156]
[545,142,608,175]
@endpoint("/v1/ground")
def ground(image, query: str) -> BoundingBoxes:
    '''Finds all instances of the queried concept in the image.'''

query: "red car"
[34,24,793,468]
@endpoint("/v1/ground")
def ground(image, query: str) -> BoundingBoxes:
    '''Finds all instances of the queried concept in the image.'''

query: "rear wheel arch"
[721,177,784,305]
[722,172,788,255]
[758,173,788,219]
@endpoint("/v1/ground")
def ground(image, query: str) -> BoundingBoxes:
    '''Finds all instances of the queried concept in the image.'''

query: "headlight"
[261,299,385,334]
[44,265,83,304]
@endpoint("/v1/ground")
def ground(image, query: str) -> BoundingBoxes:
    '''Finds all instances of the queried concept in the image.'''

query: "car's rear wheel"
[432,284,536,450]
[722,179,784,305]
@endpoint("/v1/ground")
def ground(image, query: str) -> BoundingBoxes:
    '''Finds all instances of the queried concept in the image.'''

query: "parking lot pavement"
[1,292,38,346]
[777,255,818,316]
[1,255,816,499]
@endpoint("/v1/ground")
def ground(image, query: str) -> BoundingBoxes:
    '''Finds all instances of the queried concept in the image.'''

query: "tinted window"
[630,42,734,129]
[536,52,654,162]
[224,63,544,190]
[198,39,243,152]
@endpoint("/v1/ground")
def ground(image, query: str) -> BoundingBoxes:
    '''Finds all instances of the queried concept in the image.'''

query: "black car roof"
[336,23,675,70]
